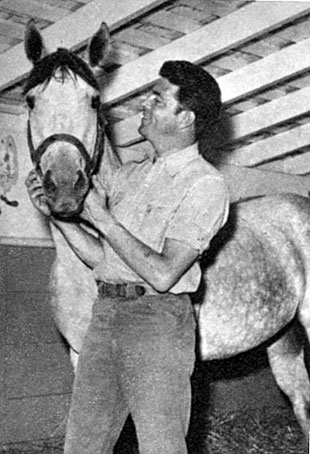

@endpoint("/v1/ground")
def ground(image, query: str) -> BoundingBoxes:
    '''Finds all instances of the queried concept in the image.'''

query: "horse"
[24,20,310,441]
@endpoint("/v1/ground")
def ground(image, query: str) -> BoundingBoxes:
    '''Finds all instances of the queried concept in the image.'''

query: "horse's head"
[24,20,109,218]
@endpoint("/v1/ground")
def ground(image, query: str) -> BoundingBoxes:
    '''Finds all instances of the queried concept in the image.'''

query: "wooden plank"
[180,0,248,16]
[0,34,19,48]
[5,343,73,398]
[222,123,310,167]
[241,39,285,58]
[100,2,310,105]
[0,42,11,54]
[0,236,54,247]
[0,0,169,91]
[3,243,54,292]
[211,51,258,72]
[108,41,146,66]
[0,19,25,40]
[0,0,70,22]
[169,3,217,24]
[219,37,310,104]
[5,293,60,346]
[40,0,80,9]
[140,22,180,41]
[211,85,310,146]
[274,18,310,43]
[144,9,201,34]
[116,26,171,49]
[1,394,71,443]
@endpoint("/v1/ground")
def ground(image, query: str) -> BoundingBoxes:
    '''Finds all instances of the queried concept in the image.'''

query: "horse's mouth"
[52,209,82,221]
[48,200,84,220]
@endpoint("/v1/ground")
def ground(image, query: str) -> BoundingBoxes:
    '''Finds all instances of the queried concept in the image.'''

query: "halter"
[27,111,105,177]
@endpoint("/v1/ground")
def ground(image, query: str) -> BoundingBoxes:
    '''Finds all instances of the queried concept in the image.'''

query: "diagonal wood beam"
[219,37,310,104]
[0,0,169,92]
[211,85,310,146]
[101,1,310,105]
[222,122,310,167]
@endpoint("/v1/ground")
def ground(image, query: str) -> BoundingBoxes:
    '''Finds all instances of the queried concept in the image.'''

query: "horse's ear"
[24,19,46,64]
[88,22,110,68]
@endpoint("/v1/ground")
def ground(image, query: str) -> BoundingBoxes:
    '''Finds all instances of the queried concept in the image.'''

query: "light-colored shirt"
[93,143,229,294]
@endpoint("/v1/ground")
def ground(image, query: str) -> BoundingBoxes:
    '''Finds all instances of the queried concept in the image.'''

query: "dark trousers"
[64,292,196,454]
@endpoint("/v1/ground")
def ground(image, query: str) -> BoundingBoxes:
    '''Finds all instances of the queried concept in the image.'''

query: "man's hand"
[81,175,109,225]
[25,169,51,217]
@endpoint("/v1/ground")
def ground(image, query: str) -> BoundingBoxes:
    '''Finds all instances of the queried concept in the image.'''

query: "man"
[26,60,229,454]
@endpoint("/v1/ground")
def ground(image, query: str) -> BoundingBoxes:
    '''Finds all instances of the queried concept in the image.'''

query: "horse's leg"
[267,323,310,443]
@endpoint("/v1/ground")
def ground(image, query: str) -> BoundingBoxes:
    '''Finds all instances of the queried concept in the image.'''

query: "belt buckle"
[117,283,127,298]
[97,281,146,299]
[126,284,146,299]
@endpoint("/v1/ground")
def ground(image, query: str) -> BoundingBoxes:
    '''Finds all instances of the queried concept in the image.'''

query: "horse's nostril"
[43,170,57,196]
[74,170,86,192]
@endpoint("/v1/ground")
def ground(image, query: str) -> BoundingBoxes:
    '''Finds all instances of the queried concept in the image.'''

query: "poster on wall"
[0,114,52,247]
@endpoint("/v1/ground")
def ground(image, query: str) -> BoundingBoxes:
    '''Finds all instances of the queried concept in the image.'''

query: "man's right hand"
[25,169,51,217]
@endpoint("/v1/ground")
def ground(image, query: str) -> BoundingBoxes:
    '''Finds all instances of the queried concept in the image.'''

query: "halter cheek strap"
[27,115,104,177]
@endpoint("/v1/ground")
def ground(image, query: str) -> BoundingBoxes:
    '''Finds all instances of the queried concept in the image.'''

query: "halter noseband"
[27,113,105,177]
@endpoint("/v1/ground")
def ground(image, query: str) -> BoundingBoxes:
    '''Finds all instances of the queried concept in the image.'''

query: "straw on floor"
[0,406,305,454]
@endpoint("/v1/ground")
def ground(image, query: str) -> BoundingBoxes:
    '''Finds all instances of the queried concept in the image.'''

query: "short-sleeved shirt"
[93,143,229,294]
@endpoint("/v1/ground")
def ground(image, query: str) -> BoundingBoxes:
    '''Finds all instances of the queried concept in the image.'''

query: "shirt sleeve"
[165,175,229,254]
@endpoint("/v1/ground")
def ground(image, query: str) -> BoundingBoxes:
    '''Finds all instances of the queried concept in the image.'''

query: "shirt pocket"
[133,199,173,250]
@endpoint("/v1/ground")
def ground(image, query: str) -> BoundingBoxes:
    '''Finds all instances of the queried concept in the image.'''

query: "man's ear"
[179,110,195,129]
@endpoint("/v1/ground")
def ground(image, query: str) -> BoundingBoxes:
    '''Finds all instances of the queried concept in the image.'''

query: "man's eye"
[26,96,35,110]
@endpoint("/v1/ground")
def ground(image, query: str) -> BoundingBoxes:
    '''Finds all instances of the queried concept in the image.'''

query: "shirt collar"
[157,143,200,176]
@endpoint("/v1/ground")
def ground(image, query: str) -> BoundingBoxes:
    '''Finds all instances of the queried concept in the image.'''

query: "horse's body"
[24,21,310,440]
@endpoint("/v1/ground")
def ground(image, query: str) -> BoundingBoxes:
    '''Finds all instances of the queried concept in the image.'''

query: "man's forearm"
[91,214,197,292]
[51,218,104,269]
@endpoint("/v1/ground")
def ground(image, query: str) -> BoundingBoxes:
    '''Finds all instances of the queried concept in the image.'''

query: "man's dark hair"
[159,60,221,139]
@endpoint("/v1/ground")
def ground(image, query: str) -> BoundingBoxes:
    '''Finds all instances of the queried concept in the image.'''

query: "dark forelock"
[23,48,99,95]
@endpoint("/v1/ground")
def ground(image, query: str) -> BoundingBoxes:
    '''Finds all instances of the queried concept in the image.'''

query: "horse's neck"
[98,135,121,190]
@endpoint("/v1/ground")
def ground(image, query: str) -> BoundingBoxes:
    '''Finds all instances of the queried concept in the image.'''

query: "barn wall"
[0,244,74,444]
[0,243,288,445]
[0,112,52,246]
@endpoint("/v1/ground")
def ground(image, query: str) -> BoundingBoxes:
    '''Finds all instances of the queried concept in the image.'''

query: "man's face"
[139,77,182,141]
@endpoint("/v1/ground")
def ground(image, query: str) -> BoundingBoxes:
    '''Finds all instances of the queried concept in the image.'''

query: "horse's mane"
[23,48,99,94]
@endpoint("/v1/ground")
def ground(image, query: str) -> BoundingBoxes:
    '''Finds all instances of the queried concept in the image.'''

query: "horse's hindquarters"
[196,194,310,360]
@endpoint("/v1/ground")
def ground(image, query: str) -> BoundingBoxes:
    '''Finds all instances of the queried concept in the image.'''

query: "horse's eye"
[26,96,35,110]
[91,96,101,110]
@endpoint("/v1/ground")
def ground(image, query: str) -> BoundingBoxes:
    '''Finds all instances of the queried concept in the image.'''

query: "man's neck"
[152,135,196,159]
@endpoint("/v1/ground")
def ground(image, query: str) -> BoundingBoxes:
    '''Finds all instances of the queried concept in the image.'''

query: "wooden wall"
[0,245,73,444]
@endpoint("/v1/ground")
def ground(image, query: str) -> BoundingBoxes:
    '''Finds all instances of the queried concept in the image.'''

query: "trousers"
[64,291,196,454]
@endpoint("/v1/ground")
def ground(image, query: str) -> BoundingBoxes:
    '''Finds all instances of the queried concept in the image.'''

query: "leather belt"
[97,281,154,299]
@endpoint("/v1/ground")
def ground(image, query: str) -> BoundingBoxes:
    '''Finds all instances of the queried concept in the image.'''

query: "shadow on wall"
[199,109,234,163]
